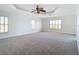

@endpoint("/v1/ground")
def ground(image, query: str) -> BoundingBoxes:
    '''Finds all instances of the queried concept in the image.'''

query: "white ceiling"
[14,4,59,12]
[0,4,16,12]
[0,4,78,17]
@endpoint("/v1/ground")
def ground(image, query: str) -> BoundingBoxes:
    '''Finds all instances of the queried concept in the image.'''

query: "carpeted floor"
[0,32,78,55]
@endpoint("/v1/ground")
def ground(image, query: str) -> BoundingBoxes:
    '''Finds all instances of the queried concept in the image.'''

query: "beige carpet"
[0,32,78,55]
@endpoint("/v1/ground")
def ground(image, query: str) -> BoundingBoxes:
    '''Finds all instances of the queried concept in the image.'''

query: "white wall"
[77,5,79,36]
[0,10,42,39]
[41,4,77,35]
[41,15,76,34]
[62,15,76,34]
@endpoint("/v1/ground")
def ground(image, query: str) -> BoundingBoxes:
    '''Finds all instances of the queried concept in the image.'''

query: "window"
[0,16,8,33]
[50,20,61,30]
[32,20,35,29]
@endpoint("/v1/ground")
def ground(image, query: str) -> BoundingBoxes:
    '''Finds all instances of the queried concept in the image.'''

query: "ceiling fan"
[31,5,46,14]
[31,5,59,14]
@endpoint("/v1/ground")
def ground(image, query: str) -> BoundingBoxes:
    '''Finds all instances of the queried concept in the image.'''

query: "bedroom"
[0,4,79,55]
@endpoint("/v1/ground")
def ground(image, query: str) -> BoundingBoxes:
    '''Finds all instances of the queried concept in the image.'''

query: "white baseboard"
[0,31,39,39]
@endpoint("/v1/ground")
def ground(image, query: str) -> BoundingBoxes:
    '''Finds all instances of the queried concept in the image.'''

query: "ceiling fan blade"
[46,6,59,14]
[40,9,46,12]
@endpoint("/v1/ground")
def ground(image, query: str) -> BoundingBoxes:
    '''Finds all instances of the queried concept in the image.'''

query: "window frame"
[49,19,62,30]
[0,16,9,33]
